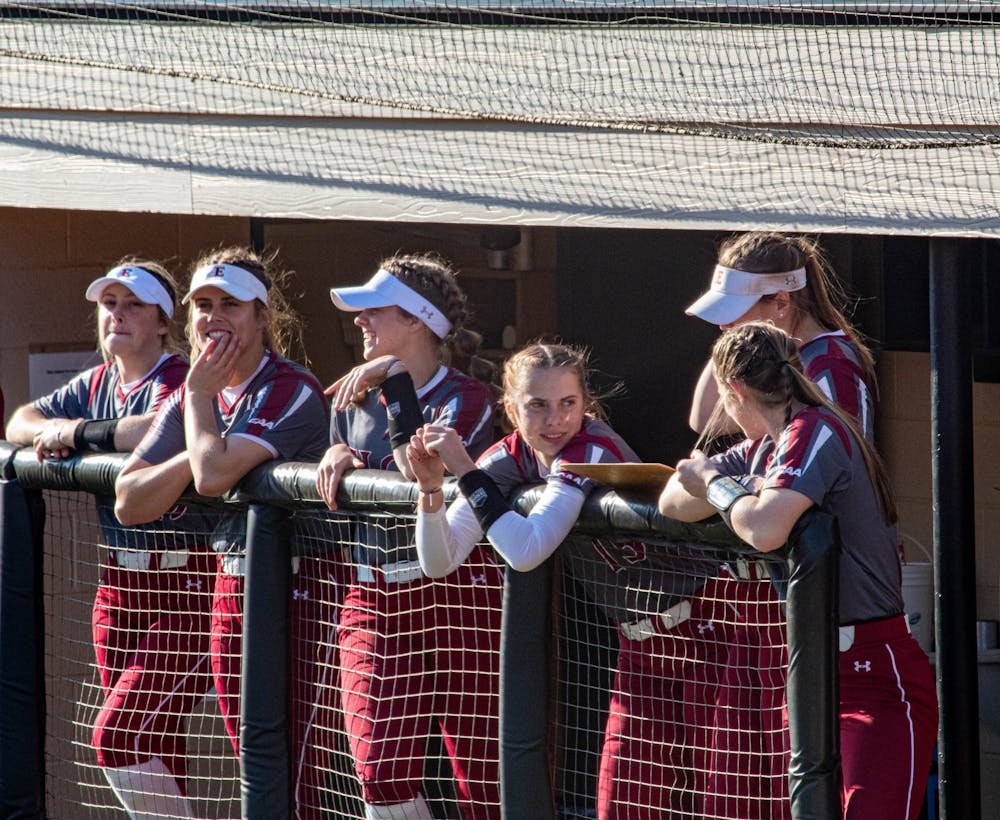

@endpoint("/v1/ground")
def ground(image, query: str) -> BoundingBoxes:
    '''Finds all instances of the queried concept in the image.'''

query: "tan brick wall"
[0,207,249,412]
[878,350,1000,620]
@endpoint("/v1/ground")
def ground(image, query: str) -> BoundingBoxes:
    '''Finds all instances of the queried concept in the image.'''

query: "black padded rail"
[1,446,760,554]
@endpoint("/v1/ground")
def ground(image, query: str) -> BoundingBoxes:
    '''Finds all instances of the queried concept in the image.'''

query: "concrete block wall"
[0,207,249,412]
[879,350,1000,816]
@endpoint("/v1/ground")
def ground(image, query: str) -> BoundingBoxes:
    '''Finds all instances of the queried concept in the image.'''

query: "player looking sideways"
[684,231,881,816]
[6,261,209,819]
[409,342,721,820]
[317,253,499,820]
[114,248,329,784]
[687,231,876,442]
[659,322,937,820]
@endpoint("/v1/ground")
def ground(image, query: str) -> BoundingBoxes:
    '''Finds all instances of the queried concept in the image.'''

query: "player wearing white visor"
[687,232,876,442]
[7,260,213,820]
[115,247,329,817]
[314,253,500,820]
[681,232,881,819]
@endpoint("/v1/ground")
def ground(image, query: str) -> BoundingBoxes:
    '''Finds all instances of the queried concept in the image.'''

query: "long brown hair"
[186,246,305,362]
[712,322,896,524]
[380,253,495,386]
[717,231,877,397]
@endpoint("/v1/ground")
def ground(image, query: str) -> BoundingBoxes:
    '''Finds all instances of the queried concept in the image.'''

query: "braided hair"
[380,253,495,386]
[711,322,896,524]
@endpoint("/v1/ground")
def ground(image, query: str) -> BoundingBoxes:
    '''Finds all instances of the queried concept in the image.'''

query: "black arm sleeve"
[457,469,512,533]
[381,371,425,450]
[73,418,121,452]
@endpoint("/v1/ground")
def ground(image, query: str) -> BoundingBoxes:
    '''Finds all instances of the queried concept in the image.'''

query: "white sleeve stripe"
[274,385,313,426]
[462,402,494,447]
[229,432,279,458]
[858,382,871,436]
[815,373,834,400]
[800,424,834,474]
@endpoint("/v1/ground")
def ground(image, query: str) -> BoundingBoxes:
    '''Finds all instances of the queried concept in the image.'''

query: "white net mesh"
[38,489,793,819]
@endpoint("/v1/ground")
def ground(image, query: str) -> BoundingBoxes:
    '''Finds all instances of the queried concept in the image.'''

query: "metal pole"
[929,236,980,819]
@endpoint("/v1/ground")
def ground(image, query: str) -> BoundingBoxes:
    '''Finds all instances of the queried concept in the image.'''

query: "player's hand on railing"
[673,449,719,499]
[33,418,80,462]
[316,442,363,510]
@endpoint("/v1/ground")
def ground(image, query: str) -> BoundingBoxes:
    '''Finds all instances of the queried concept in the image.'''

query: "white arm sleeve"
[486,480,586,572]
[416,496,484,578]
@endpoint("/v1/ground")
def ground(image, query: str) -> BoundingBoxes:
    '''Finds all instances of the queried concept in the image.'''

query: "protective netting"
[34,486,790,819]
[553,537,789,820]
[41,490,240,820]
[2,2,998,148]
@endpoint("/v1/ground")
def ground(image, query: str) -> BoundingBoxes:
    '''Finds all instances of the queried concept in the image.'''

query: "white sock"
[102,757,196,820]
[365,793,435,820]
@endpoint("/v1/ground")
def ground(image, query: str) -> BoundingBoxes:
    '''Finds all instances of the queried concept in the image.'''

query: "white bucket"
[901,562,935,653]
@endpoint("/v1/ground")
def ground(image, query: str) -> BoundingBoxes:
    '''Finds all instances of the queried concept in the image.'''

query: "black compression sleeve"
[381,371,425,449]
[73,418,121,452]
[457,469,512,533]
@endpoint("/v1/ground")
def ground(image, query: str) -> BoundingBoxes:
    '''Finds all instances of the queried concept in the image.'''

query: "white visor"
[183,263,268,305]
[685,265,807,326]
[85,265,175,318]
[330,269,453,339]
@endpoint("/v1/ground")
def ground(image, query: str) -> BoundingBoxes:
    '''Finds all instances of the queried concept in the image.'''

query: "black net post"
[499,555,555,820]
[0,443,46,818]
[784,508,841,819]
[241,502,293,820]
[930,236,980,820]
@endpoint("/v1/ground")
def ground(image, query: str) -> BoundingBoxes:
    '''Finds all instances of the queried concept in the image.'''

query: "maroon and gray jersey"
[33,354,186,422]
[331,365,495,469]
[800,331,875,441]
[135,351,329,553]
[32,353,190,549]
[333,365,496,567]
[714,406,902,625]
[476,417,635,496]
[480,419,717,623]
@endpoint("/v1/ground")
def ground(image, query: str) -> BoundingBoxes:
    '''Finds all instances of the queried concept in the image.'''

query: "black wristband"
[73,418,121,452]
[381,371,425,449]
[457,469,511,533]
[706,473,752,531]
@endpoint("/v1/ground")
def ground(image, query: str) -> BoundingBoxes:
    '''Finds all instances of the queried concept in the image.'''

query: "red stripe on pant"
[91,547,216,781]
[211,567,244,753]
[337,545,503,819]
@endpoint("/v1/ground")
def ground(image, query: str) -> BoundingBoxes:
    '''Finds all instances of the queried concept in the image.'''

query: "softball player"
[687,231,876,442]
[409,343,722,820]
[683,231,881,817]
[6,261,215,820]
[114,248,330,806]
[316,253,498,820]
[660,322,937,820]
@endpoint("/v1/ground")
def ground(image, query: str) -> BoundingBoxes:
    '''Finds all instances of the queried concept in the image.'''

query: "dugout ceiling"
[1,9,1000,236]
